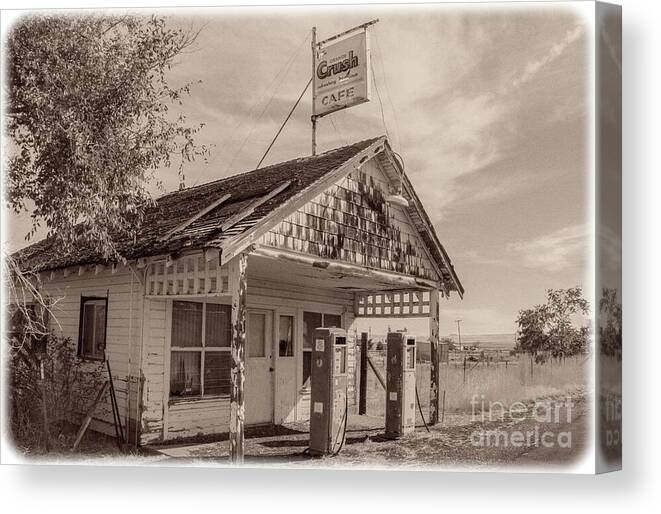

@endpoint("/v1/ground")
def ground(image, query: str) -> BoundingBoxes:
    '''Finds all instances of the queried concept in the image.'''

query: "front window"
[78,297,107,360]
[170,301,231,398]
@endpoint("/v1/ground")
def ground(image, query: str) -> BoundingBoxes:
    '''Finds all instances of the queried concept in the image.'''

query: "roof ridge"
[157,136,384,201]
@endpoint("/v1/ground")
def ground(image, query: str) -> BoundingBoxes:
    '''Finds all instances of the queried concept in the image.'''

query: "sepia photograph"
[1,1,621,474]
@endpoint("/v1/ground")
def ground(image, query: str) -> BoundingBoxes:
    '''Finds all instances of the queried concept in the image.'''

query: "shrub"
[7,334,105,454]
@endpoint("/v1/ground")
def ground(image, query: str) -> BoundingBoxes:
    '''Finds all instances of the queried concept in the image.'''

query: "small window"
[324,314,342,329]
[78,297,107,360]
[278,315,294,357]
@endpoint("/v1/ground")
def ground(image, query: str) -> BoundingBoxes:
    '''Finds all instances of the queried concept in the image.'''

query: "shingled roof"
[13,137,382,272]
[13,136,463,295]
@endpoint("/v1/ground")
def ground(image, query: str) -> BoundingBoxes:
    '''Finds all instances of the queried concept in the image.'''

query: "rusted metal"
[315,19,379,47]
[229,253,247,464]
[429,289,440,425]
[106,359,125,449]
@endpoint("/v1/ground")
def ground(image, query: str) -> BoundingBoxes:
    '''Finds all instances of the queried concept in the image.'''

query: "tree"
[515,287,590,361]
[599,288,622,358]
[3,15,209,451]
[5,14,208,261]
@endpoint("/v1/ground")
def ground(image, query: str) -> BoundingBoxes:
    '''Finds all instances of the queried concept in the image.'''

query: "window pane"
[302,351,312,388]
[247,313,266,357]
[205,352,231,395]
[171,301,202,347]
[93,304,106,356]
[82,304,96,357]
[81,300,106,359]
[278,316,294,357]
[303,312,322,349]
[323,313,342,328]
[206,304,231,347]
[170,351,201,397]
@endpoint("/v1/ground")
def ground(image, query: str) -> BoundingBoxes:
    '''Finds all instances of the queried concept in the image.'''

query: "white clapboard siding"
[41,265,144,439]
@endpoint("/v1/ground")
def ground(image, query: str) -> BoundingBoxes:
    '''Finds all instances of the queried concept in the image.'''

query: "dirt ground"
[144,389,588,470]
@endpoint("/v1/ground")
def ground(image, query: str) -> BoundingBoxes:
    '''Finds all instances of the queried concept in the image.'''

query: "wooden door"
[245,309,274,425]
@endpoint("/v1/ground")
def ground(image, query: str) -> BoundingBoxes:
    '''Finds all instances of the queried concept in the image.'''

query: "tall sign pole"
[311,19,377,157]
[311,26,317,156]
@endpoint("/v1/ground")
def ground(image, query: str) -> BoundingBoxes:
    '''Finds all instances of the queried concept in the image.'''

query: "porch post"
[229,253,248,463]
[429,289,441,425]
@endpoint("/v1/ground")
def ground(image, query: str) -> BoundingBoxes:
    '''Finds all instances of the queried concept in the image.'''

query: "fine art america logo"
[316,50,359,80]
[470,395,575,449]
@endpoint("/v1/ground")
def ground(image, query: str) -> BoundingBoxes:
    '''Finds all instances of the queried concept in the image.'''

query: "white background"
[1,0,658,512]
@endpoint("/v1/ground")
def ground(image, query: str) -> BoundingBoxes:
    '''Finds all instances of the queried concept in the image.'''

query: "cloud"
[507,224,590,272]
[456,249,505,267]
[512,24,584,89]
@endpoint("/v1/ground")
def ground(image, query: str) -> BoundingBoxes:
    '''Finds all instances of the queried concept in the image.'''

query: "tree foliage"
[599,288,622,358]
[8,333,105,453]
[515,287,590,360]
[5,14,208,260]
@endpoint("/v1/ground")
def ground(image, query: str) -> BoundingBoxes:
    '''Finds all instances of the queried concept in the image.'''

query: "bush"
[7,334,105,454]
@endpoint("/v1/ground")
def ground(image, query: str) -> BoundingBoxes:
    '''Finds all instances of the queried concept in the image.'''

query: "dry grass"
[365,353,588,417]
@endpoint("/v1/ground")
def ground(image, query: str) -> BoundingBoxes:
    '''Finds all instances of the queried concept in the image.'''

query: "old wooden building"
[13,136,463,451]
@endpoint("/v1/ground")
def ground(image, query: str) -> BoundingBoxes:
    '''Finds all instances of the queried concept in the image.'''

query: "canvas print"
[1,1,621,473]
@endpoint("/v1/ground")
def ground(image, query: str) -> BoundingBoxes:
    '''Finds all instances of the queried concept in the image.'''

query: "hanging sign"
[313,30,371,117]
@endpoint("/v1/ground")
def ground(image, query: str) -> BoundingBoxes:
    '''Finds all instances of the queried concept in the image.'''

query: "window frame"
[168,300,232,402]
[77,296,108,361]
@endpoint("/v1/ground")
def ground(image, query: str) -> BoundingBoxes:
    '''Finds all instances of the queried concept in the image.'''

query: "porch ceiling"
[247,248,439,293]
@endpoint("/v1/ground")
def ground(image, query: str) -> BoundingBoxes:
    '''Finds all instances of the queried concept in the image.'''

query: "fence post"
[359,332,368,415]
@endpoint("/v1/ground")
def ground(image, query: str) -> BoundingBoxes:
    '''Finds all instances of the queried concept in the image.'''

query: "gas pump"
[385,331,417,438]
[309,327,348,456]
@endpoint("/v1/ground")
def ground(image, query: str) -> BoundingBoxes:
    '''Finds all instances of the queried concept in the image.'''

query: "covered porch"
[142,244,444,462]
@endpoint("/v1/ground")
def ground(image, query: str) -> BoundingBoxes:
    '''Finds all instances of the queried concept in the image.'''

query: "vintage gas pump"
[385,331,417,438]
[309,327,348,456]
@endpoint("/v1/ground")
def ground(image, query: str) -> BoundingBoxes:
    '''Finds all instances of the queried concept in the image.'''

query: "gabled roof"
[13,136,463,295]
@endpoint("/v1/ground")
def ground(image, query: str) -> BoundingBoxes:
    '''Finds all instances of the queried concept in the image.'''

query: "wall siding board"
[31,266,145,441]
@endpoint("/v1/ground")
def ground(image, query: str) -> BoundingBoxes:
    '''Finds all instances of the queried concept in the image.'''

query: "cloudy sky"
[5,2,593,336]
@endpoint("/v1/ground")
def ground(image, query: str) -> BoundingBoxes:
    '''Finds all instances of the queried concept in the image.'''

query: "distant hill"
[446,333,516,350]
